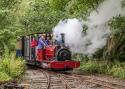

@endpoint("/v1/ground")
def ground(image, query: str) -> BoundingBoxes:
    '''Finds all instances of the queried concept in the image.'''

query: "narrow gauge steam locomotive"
[20,33,80,70]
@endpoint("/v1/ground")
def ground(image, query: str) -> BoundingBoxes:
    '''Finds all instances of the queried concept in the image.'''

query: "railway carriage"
[20,33,80,70]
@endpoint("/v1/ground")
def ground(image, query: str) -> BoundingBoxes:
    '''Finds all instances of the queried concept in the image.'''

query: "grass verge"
[79,60,125,79]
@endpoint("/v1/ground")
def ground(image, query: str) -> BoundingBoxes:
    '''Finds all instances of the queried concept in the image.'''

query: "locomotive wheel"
[56,48,71,61]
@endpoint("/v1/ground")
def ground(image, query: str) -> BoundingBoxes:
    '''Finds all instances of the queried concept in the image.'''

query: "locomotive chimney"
[61,33,65,46]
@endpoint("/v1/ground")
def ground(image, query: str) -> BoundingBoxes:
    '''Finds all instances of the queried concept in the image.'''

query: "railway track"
[21,69,66,89]
[19,69,125,89]
[51,71,125,89]
[25,69,50,89]
[61,73,125,89]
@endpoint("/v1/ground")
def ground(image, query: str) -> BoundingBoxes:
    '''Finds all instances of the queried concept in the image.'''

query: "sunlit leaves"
[0,0,31,52]
[109,16,125,34]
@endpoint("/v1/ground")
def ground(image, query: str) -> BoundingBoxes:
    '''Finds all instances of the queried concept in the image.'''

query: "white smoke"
[53,19,86,54]
[53,0,125,55]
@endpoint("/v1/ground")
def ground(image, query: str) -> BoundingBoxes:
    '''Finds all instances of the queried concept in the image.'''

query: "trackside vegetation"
[79,59,125,79]
[0,51,26,82]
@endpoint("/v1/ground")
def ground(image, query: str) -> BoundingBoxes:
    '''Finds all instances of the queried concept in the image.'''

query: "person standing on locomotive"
[45,36,50,45]
[55,35,61,45]
[31,36,37,60]
[37,34,47,61]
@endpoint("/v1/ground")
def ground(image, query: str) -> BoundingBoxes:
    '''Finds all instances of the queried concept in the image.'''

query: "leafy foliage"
[0,51,26,81]
[0,0,125,60]
[0,0,31,53]
[0,72,12,82]
[102,16,125,61]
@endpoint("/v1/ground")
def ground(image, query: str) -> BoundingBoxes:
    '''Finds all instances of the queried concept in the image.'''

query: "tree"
[0,0,31,53]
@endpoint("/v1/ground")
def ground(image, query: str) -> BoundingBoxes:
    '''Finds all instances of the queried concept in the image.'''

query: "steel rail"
[58,74,73,89]
[39,69,51,89]
[69,74,125,89]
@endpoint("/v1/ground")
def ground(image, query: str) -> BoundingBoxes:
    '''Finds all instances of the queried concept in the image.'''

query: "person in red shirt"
[31,36,37,60]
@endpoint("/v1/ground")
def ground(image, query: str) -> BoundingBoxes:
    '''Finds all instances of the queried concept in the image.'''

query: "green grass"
[108,62,125,78]
[79,60,125,79]
[0,52,26,82]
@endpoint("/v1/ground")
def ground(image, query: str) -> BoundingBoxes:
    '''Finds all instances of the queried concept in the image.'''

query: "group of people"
[31,34,51,61]
[16,34,51,60]
[16,33,63,61]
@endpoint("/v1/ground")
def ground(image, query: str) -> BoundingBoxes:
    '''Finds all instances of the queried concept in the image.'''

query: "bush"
[80,61,99,73]
[108,62,125,78]
[80,60,108,74]
[0,52,26,82]
[109,67,125,78]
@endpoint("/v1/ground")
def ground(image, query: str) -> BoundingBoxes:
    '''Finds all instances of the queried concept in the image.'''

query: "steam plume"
[53,0,125,55]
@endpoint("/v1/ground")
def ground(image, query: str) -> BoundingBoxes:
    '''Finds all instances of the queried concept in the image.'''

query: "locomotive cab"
[21,33,80,70]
